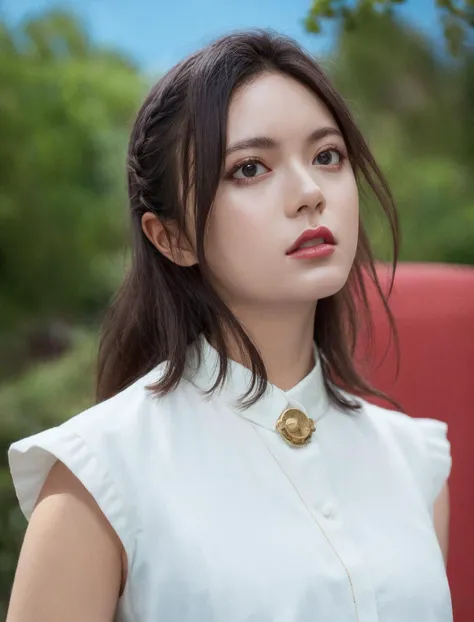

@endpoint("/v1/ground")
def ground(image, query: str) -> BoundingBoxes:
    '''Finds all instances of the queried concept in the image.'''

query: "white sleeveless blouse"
[8,336,452,621]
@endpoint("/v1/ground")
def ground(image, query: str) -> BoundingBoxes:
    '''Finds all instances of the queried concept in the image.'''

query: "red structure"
[358,262,474,621]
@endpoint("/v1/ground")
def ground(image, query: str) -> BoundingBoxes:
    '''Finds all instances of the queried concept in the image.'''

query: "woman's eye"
[232,160,268,180]
[314,149,342,166]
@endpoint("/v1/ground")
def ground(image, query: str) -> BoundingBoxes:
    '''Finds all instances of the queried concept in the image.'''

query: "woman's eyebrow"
[225,126,343,156]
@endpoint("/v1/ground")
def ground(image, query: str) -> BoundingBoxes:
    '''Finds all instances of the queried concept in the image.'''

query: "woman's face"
[204,71,359,309]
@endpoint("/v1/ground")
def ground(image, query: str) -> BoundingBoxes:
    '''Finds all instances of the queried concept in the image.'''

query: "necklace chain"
[252,424,360,622]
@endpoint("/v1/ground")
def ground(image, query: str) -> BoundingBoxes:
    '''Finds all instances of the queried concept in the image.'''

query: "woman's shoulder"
[49,359,201,441]
[7,361,197,534]
[352,395,449,452]
[10,362,160,449]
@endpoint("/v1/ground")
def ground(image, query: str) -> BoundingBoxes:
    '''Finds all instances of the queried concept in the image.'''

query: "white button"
[322,503,335,519]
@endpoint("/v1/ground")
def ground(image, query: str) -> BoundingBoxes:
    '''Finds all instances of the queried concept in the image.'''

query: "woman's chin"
[293,266,351,300]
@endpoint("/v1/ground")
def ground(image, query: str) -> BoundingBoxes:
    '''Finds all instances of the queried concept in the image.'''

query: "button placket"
[269,428,335,515]
[261,422,380,622]
[279,400,338,520]
[254,425,362,621]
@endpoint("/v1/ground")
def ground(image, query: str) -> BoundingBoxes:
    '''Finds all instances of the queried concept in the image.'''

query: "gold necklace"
[252,425,360,622]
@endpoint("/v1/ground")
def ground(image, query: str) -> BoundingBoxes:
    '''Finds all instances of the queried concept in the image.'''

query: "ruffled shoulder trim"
[412,417,452,506]
[8,424,136,560]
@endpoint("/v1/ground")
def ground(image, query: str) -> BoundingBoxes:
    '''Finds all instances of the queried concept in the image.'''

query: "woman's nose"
[285,166,326,217]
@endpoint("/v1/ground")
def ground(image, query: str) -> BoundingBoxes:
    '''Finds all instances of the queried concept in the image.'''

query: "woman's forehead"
[226,72,337,146]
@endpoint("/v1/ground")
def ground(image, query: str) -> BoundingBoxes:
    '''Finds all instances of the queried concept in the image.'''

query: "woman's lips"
[287,243,336,259]
[286,226,336,258]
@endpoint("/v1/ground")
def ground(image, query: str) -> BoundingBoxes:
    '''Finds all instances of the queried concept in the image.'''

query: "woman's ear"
[141,212,198,267]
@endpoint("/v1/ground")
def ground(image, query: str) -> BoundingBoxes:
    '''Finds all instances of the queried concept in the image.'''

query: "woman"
[7,30,452,622]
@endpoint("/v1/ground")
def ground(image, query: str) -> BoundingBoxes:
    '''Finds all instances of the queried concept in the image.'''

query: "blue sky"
[1,0,441,74]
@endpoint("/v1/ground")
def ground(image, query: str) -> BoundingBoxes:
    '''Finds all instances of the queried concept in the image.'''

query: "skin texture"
[434,483,450,566]
[144,71,359,390]
[206,72,359,309]
[7,70,449,621]
[6,461,126,622]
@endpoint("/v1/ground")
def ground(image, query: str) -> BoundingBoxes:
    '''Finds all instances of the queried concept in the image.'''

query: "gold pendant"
[276,408,315,447]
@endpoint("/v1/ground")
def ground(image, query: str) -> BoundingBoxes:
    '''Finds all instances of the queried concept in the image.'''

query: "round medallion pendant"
[276,408,315,447]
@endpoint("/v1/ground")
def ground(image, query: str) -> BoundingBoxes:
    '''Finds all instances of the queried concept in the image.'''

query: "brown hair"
[96,29,399,410]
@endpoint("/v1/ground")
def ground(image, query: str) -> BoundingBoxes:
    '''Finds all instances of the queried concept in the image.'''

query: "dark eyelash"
[229,150,345,174]
[225,147,347,187]
[226,157,264,179]
[316,146,347,165]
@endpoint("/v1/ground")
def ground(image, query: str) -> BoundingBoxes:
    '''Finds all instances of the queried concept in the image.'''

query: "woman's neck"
[224,301,317,392]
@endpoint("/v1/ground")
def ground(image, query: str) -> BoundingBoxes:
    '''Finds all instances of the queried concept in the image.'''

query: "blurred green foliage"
[306,0,474,55]
[329,10,474,264]
[0,6,473,615]
[0,10,143,373]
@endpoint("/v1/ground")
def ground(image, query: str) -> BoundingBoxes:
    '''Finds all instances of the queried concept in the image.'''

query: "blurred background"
[0,0,473,618]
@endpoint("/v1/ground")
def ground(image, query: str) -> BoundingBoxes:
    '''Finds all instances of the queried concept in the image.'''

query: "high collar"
[183,335,330,433]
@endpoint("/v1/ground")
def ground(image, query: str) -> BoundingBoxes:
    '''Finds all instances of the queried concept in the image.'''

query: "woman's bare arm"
[7,460,125,622]
[433,482,450,567]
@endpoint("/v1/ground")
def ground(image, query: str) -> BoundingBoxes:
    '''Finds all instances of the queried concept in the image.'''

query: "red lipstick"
[286,226,336,260]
